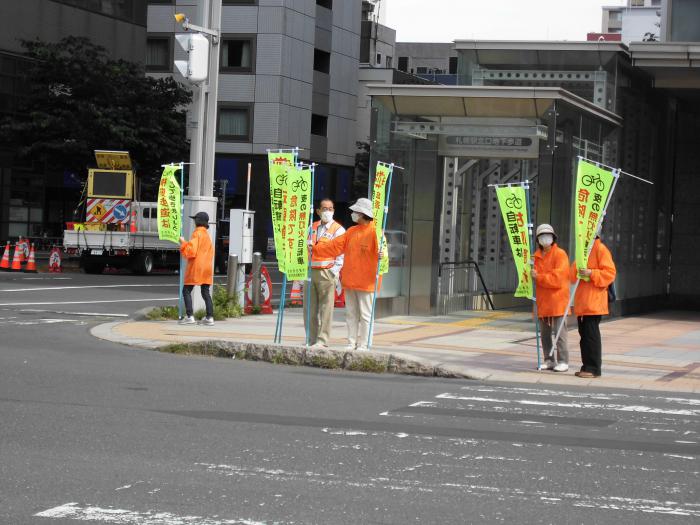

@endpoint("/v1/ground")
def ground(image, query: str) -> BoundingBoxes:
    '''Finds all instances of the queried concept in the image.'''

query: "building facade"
[146,0,361,252]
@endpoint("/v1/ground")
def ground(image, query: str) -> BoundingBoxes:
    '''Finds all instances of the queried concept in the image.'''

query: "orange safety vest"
[310,220,343,269]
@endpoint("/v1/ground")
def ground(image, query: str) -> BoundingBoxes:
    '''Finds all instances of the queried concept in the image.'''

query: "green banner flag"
[574,159,615,279]
[372,162,391,275]
[157,165,181,244]
[282,164,312,280]
[268,151,297,273]
[496,186,532,298]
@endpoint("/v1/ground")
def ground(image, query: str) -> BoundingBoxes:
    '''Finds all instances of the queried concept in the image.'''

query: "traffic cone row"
[1,240,39,272]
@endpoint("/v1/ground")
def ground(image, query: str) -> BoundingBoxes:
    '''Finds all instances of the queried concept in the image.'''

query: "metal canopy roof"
[366,85,623,126]
[629,42,700,88]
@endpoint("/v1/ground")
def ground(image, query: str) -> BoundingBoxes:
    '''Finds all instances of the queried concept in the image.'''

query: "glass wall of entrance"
[368,86,621,316]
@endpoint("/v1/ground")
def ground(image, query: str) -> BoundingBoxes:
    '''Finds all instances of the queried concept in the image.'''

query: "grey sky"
[384,0,628,42]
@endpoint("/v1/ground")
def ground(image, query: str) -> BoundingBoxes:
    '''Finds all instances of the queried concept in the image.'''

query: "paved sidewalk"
[92,309,700,393]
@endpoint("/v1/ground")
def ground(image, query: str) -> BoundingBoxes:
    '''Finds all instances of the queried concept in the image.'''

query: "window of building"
[311,114,327,137]
[397,56,408,72]
[386,56,392,68]
[217,106,251,141]
[221,37,254,72]
[376,53,382,65]
[416,66,428,74]
[449,56,458,75]
[630,0,644,6]
[146,37,171,72]
[50,0,145,25]
[316,0,332,9]
[314,49,331,74]
[609,10,622,22]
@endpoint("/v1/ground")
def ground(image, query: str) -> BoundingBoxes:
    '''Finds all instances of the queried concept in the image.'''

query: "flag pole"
[275,275,287,343]
[305,163,316,347]
[367,163,394,350]
[524,180,542,370]
[550,167,621,354]
[178,162,185,320]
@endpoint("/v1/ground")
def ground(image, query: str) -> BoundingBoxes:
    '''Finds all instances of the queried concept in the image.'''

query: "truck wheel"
[133,252,154,275]
[83,260,105,274]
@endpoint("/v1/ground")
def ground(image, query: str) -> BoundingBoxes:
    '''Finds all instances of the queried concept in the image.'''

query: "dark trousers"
[183,284,213,318]
[577,315,602,376]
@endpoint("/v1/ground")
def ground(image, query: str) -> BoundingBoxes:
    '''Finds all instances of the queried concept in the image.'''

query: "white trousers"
[345,289,373,349]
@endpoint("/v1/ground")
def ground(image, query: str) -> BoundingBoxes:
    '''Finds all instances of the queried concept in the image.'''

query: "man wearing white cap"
[312,197,380,351]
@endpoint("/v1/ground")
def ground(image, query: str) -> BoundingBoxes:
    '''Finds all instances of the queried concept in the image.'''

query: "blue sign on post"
[113,204,128,222]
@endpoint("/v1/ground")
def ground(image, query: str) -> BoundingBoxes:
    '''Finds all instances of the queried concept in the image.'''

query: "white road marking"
[0,298,178,306]
[436,393,700,416]
[1,284,177,292]
[20,309,129,317]
[35,502,269,524]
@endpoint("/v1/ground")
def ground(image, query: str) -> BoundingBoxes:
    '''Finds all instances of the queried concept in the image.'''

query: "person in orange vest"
[306,198,346,348]
[570,236,616,378]
[312,198,380,352]
[179,211,215,326]
[531,223,571,372]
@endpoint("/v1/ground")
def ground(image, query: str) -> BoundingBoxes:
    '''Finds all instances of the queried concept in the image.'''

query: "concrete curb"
[90,321,476,379]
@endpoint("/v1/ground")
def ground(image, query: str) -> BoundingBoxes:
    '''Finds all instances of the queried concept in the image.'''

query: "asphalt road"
[1,271,698,524]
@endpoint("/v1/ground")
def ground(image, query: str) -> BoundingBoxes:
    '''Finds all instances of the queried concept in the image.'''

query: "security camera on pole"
[174,1,221,313]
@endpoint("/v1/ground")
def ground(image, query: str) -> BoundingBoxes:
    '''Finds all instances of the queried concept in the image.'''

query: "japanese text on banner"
[496,186,532,298]
[574,159,614,279]
[268,151,297,273]
[283,165,312,280]
[157,165,181,244]
[372,162,391,275]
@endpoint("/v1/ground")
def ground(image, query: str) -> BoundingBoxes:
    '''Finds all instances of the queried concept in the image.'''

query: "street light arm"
[174,13,219,42]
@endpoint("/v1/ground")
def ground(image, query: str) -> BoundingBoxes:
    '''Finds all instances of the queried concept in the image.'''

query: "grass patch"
[309,354,344,369]
[347,356,387,373]
[146,305,179,320]
[146,285,243,321]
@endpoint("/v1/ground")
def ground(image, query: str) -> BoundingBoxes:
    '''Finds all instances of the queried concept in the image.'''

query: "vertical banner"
[157,165,182,244]
[283,164,312,280]
[268,151,297,273]
[496,186,532,298]
[372,161,392,275]
[574,159,614,278]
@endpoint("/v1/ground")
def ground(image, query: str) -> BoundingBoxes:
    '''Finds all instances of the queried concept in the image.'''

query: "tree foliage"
[0,36,191,181]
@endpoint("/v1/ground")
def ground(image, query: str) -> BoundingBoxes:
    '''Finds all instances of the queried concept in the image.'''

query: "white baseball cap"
[349,197,373,219]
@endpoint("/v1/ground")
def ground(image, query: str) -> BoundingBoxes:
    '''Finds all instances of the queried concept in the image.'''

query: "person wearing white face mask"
[313,198,381,351]
[305,198,346,348]
[531,223,571,372]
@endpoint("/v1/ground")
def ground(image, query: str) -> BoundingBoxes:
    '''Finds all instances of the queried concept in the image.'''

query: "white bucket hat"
[349,197,374,219]
[536,223,557,241]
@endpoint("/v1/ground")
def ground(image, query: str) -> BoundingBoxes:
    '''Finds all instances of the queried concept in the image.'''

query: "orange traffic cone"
[24,244,37,273]
[10,243,22,271]
[0,242,10,271]
[130,209,137,233]
[290,280,303,306]
[17,237,26,262]
[334,283,345,308]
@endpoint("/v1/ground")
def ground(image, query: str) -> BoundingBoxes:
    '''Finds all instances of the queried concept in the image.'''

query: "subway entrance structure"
[366,41,700,317]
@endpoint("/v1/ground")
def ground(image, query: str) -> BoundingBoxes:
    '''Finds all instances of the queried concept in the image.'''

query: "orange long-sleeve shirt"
[312,221,379,292]
[570,239,616,316]
[180,226,214,285]
[533,243,570,317]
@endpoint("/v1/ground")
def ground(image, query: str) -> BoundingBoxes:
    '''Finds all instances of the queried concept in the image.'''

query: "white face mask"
[321,210,333,224]
[351,212,361,223]
[539,234,554,247]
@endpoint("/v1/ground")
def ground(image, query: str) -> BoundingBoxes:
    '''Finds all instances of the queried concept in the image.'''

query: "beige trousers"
[303,268,336,345]
[345,289,373,349]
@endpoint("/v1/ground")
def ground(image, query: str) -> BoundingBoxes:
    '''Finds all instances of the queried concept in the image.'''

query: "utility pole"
[174,0,222,242]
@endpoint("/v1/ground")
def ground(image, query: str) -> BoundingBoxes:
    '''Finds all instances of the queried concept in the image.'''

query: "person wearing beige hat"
[531,223,570,372]
[312,197,380,351]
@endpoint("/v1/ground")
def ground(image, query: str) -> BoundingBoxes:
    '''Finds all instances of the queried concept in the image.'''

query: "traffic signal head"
[174,33,209,82]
